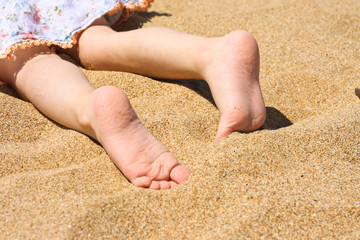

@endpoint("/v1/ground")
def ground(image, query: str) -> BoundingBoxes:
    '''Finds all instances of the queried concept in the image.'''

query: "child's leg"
[0,46,189,190]
[72,24,266,140]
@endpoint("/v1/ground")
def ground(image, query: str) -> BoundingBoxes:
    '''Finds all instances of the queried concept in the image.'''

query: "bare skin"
[0,17,265,190]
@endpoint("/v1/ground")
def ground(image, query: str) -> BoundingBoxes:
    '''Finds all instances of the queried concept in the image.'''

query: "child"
[0,0,266,190]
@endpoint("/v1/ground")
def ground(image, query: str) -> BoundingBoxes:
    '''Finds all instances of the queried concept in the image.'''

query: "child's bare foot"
[201,30,266,140]
[81,86,190,190]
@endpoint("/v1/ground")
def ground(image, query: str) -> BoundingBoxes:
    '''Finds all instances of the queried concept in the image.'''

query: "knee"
[77,44,105,70]
[77,27,115,70]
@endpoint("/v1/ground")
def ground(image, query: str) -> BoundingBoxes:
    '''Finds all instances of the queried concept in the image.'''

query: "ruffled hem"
[0,0,154,59]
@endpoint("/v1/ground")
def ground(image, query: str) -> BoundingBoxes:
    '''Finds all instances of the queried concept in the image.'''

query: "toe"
[215,106,266,140]
[149,181,161,190]
[159,181,172,190]
[170,181,177,189]
[170,165,190,184]
[132,176,152,188]
[215,126,234,141]
[214,110,249,140]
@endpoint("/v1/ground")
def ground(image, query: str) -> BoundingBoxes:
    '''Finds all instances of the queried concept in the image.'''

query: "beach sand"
[1,0,359,238]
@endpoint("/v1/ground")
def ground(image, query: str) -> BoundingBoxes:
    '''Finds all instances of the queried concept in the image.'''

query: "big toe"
[170,165,190,184]
[214,110,250,140]
[215,108,266,140]
[130,163,190,190]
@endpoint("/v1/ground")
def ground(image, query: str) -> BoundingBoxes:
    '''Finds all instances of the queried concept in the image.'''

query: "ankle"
[77,92,96,139]
[193,38,218,80]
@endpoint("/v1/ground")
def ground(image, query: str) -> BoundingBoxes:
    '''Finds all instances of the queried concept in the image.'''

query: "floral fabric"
[0,0,153,58]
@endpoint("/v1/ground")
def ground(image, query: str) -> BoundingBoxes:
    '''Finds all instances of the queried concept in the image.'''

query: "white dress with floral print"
[0,0,153,58]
